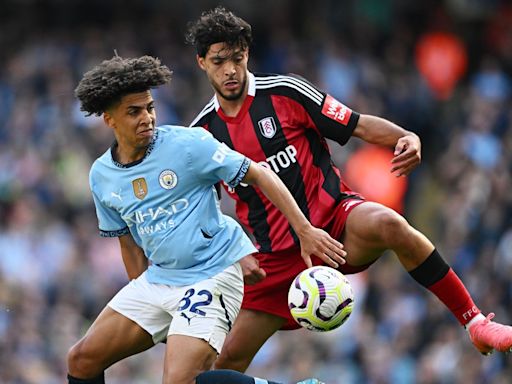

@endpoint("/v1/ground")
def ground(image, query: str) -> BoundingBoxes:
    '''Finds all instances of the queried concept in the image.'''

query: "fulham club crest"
[258,117,277,139]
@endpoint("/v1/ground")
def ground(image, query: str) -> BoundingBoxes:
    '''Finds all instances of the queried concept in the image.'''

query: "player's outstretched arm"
[118,233,148,280]
[242,162,346,268]
[352,114,422,177]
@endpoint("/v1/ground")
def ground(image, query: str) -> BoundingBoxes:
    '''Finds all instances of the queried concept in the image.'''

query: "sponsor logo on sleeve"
[212,143,230,164]
[321,95,352,125]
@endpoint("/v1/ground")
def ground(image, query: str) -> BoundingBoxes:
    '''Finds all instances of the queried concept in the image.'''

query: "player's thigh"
[163,334,217,384]
[107,272,173,345]
[68,306,154,374]
[215,309,286,372]
[342,201,405,265]
[70,272,176,372]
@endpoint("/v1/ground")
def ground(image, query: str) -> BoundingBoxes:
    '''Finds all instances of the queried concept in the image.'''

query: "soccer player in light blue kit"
[92,124,256,287]
[67,55,342,384]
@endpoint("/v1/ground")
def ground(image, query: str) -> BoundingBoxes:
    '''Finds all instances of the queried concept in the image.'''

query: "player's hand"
[391,134,421,177]
[297,225,346,269]
[239,254,266,285]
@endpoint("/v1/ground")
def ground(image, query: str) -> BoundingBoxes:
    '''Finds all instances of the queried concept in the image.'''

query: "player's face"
[103,90,156,161]
[197,42,249,101]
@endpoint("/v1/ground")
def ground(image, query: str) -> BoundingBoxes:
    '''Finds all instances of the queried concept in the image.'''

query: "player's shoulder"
[254,72,324,105]
[157,124,209,138]
[155,124,186,137]
[90,147,113,173]
[157,125,213,148]
[189,96,216,127]
[89,148,113,186]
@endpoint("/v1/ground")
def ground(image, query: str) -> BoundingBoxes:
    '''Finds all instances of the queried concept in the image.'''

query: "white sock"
[254,379,268,384]
[465,313,486,331]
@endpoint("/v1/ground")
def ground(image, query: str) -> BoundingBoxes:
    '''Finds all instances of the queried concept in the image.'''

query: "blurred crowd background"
[1,0,511,383]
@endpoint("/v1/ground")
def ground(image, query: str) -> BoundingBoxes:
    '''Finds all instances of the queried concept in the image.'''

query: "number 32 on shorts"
[177,288,213,316]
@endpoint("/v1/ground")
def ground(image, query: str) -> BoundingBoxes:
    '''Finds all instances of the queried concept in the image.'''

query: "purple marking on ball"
[337,298,353,312]
[290,276,309,309]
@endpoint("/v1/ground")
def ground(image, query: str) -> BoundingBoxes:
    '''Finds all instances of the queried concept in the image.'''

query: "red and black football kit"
[187,70,498,339]
[190,72,368,329]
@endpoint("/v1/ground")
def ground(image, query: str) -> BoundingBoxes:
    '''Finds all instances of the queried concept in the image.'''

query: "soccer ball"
[288,266,354,332]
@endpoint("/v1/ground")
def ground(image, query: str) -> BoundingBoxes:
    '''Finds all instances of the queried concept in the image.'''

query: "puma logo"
[111,191,122,201]
[180,312,193,325]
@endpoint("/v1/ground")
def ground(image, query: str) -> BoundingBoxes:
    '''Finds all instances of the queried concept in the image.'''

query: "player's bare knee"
[215,348,250,372]
[374,208,410,245]
[214,351,231,369]
[67,339,101,377]
[163,366,197,384]
[67,340,87,375]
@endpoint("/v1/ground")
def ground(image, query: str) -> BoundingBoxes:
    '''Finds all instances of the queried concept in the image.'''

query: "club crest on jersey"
[159,170,178,190]
[132,178,148,200]
[258,117,277,139]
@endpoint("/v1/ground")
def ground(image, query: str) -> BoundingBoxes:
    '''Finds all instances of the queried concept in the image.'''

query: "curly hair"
[75,55,172,116]
[185,6,252,57]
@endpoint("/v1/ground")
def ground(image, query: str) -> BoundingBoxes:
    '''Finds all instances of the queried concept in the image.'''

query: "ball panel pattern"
[288,266,354,332]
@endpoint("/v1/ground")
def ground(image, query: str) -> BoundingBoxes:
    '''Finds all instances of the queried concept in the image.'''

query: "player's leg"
[164,311,292,384]
[67,306,154,382]
[342,201,512,354]
[67,272,171,382]
[163,334,217,384]
[164,329,323,384]
[196,369,324,384]
[163,263,247,382]
[341,202,434,268]
[216,250,301,372]
[214,309,286,372]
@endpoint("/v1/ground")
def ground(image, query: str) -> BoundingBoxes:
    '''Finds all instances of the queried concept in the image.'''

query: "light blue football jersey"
[89,125,257,286]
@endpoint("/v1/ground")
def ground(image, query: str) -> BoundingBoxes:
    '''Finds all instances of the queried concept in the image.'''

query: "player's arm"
[118,233,148,280]
[242,162,346,269]
[286,75,420,176]
[352,114,422,177]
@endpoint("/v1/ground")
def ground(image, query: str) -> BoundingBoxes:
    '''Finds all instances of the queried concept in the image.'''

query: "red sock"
[427,269,480,326]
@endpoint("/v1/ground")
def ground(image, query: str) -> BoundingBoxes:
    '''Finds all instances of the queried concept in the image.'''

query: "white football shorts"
[107,262,243,354]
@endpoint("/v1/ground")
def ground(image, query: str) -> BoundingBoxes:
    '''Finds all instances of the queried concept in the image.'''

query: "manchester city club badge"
[159,170,178,190]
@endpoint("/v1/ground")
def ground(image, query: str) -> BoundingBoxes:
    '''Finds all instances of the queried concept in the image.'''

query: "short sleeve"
[187,129,251,188]
[90,182,129,238]
[287,74,360,145]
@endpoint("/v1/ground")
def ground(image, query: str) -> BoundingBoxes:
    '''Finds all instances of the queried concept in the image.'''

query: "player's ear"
[103,112,115,129]
[196,55,206,70]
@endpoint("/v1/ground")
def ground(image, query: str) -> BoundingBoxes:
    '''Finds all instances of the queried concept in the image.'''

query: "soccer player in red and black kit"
[186,6,512,373]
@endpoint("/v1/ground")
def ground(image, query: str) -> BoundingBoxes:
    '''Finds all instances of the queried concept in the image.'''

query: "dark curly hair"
[185,6,252,57]
[75,55,172,116]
